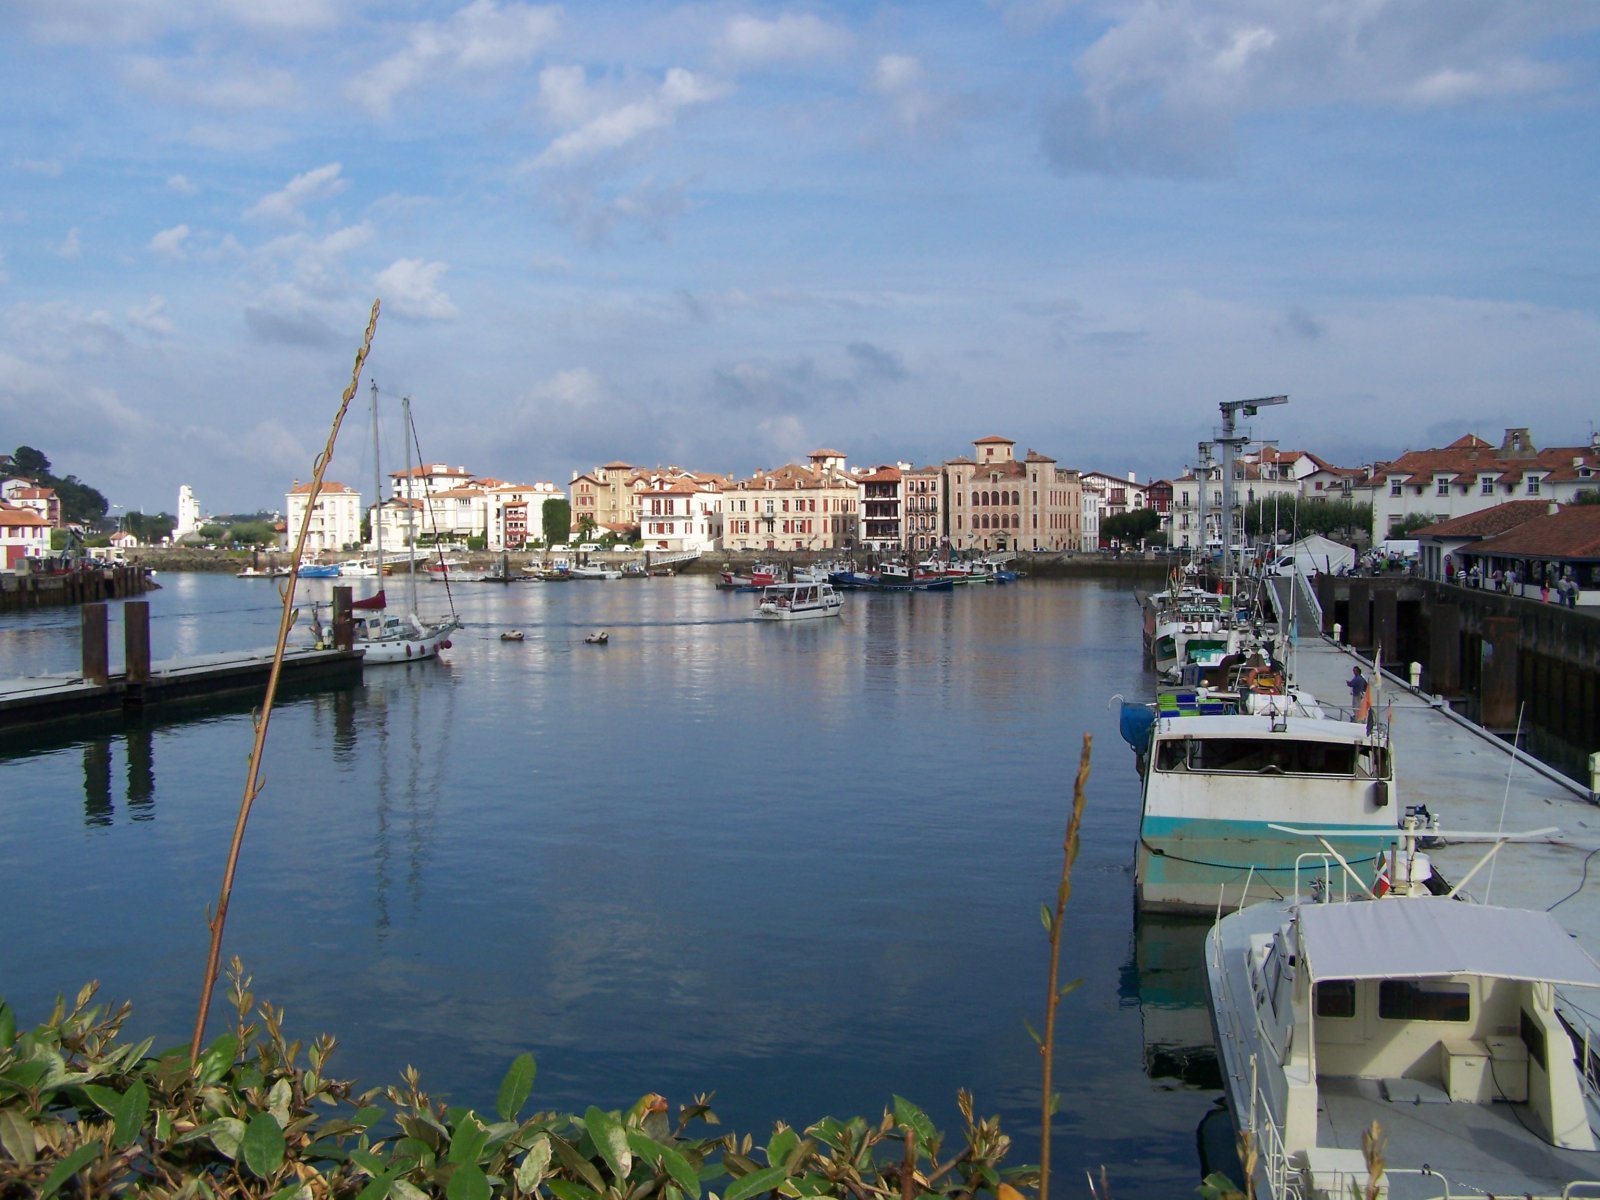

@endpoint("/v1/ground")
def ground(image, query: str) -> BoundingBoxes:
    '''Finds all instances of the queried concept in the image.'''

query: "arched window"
[971,491,979,506]
[1012,490,1020,505]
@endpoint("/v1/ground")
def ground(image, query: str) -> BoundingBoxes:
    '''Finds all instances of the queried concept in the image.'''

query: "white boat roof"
[1152,714,1377,744]
[1298,900,1600,989]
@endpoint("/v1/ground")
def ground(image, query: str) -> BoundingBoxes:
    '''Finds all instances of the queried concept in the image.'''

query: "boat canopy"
[1298,900,1600,989]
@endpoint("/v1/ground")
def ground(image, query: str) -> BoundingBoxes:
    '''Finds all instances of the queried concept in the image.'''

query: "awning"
[1298,900,1600,989]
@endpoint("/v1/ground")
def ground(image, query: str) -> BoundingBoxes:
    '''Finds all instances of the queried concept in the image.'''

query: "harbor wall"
[0,564,154,613]
[1316,575,1599,780]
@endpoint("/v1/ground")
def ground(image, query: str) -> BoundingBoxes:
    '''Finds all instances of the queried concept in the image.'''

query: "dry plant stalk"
[189,299,381,1064]
[1361,1119,1385,1200]
[1237,1128,1257,1200]
[1038,733,1092,1200]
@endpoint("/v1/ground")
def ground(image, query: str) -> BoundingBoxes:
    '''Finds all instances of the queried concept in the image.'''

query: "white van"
[577,542,601,553]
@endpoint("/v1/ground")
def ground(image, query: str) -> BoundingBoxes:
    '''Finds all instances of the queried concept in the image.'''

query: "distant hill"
[4,445,109,526]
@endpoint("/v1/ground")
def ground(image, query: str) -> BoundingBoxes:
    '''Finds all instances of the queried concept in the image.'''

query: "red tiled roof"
[857,466,901,482]
[974,435,1014,445]
[289,480,357,494]
[1412,500,1551,540]
[1471,505,1600,558]
[808,448,847,459]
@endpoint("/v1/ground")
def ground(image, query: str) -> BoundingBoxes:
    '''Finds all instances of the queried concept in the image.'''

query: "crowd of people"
[1444,557,1581,606]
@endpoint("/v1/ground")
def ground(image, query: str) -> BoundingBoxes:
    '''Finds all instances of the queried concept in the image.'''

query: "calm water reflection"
[0,571,1218,1197]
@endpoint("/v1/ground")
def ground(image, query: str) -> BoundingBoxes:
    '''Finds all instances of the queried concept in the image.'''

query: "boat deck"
[1317,1076,1600,1197]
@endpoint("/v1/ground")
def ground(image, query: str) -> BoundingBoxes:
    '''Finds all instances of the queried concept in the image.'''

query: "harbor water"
[0,571,1215,1196]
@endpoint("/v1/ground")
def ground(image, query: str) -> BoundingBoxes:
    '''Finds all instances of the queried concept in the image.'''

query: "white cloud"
[534,67,727,167]
[13,157,63,177]
[167,174,198,195]
[717,13,852,66]
[1043,1,1594,177]
[14,0,338,44]
[149,224,191,259]
[123,55,300,111]
[245,163,346,225]
[3,300,125,362]
[374,259,458,320]
[872,54,938,130]
[348,0,560,118]
[58,228,82,260]
[127,295,173,335]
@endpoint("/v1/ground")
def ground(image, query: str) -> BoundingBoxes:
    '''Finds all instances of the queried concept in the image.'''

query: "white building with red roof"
[1361,428,1600,541]
[1,503,53,568]
[2,480,62,527]
[285,480,364,553]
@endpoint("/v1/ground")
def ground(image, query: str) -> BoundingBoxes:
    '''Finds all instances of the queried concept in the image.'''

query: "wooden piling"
[81,602,109,685]
[124,601,151,684]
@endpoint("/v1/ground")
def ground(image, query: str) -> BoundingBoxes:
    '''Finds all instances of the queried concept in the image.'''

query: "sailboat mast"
[403,394,418,616]
[371,381,383,579]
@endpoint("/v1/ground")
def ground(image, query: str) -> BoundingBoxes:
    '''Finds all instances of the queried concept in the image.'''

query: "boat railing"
[1290,852,1349,904]
[1372,1167,1600,1199]
[1244,1057,1299,1200]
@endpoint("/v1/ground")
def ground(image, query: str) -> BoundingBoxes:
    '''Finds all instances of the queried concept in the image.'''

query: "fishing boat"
[336,557,384,577]
[718,563,782,590]
[1132,680,1398,913]
[298,558,341,578]
[569,563,623,579]
[753,580,844,621]
[1205,820,1600,1200]
[425,557,467,582]
[864,562,955,591]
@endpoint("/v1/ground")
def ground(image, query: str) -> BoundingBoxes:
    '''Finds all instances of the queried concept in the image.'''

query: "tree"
[1391,511,1438,536]
[1569,488,1600,506]
[543,498,571,546]
[1100,508,1160,546]
[11,445,51,476]
[1295,498,1371,540]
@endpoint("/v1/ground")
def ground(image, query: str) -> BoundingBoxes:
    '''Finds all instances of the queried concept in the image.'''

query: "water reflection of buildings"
[81,731,156,827]
[1120,914,1222,1090]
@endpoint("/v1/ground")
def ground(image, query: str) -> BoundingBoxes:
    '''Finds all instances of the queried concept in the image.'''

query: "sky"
[3,0,1599,517]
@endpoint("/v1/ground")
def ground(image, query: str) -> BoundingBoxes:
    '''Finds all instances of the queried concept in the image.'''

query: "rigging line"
[404,400,458,616]
[1546,844,1600,913]
[1484,699,1526,906]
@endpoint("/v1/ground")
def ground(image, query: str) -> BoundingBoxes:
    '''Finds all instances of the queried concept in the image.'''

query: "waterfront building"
[1410,500,1550,582]
[723,450,858,553]
[857,465,904,553]
[2,480,62,527]
[945,437,1080,553]
[487,481,563,550]
[1361,428,1600,541]
[569,461,643,535]
[0,503,51,567]
[284,480,363,553]
[636,477,723,553]
[175,485,201,540]
[901,465,945,556]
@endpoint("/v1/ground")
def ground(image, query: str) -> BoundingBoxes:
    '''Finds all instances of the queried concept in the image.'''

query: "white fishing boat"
[1134,694,1398,914]
[753,580,844,621]
[335,557,384,577]
[569,563,623,579]
[1205,822,1600,1200]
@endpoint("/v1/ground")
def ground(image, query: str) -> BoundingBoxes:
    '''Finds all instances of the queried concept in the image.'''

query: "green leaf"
[1039,904,1054,933]
[1,1058,49,1092]
[391,1181,430,1200]
[549,1132,607,1192]
[113,1079,149,1149]
[1023,1019,1042,1046]
[891,1097,936,1154]
[268,1077,293,1127]
[656,1141,701,1199]
[1059,978,1084,1000]
[446,1162,491,1200]
[197,1033,240,1084]
[515,1134,553,1192]
[0,1109,37,1165]
[584,1106,632,1182]
[496,1053,536,1123]
[765,1129,799,1172]
[446,1115,488,1166]
[353,1105,388,1130]
[0,1003,14,1048]
[242,1111,286,1179]
[354,1174,397,1200]
[38,1143,101,1199]
[724,1164,787,1200]
[548,1180,603,1200]
[78,1083,122,1118]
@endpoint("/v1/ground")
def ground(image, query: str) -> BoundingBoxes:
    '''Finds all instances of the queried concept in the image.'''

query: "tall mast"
[403,394,418,615]
[370,381,383,582]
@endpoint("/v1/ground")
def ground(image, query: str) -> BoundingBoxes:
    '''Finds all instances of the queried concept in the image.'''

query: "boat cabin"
[1252,900,1600,1197]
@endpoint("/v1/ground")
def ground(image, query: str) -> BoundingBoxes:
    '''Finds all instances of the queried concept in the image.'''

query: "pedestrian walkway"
[1285,625,1600,958]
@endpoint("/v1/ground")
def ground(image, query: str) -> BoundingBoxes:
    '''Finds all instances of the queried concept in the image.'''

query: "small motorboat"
[500,630,525,642]
[584,631,609,645]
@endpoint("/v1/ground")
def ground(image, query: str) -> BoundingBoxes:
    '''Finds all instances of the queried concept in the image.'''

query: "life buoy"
[1248,669,1285,695]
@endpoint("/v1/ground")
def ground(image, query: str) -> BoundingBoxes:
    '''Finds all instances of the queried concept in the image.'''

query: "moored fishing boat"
[753,580,844,620]
[1205,821,1600,1200]
[297,558,341,578]
[718,563,782,590]
[1132,688,1398,914]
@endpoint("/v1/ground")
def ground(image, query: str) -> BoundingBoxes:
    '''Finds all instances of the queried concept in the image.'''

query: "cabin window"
[1315,981,1357,1019]
[1378,980,1470,1023]
[1153,736,1360,776]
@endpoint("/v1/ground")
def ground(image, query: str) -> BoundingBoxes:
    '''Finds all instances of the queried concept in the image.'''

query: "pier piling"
[125,601,151,685]
[81,603,109,685]
[1427,601,1462,697]
[1480,616,1521,731]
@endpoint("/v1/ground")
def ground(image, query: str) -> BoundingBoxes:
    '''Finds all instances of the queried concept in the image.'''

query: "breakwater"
[0,563,154,612]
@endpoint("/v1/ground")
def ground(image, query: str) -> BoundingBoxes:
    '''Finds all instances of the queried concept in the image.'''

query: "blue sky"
[3,1,1598,516]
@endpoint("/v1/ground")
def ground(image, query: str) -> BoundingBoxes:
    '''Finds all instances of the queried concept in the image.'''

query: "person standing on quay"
[1347,666,1368,719]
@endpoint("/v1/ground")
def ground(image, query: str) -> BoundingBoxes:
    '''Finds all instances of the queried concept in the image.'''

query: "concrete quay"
[1285,626,1600,959]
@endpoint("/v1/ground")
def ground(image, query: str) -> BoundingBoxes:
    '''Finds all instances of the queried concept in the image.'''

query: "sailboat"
[344,384,461,664]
